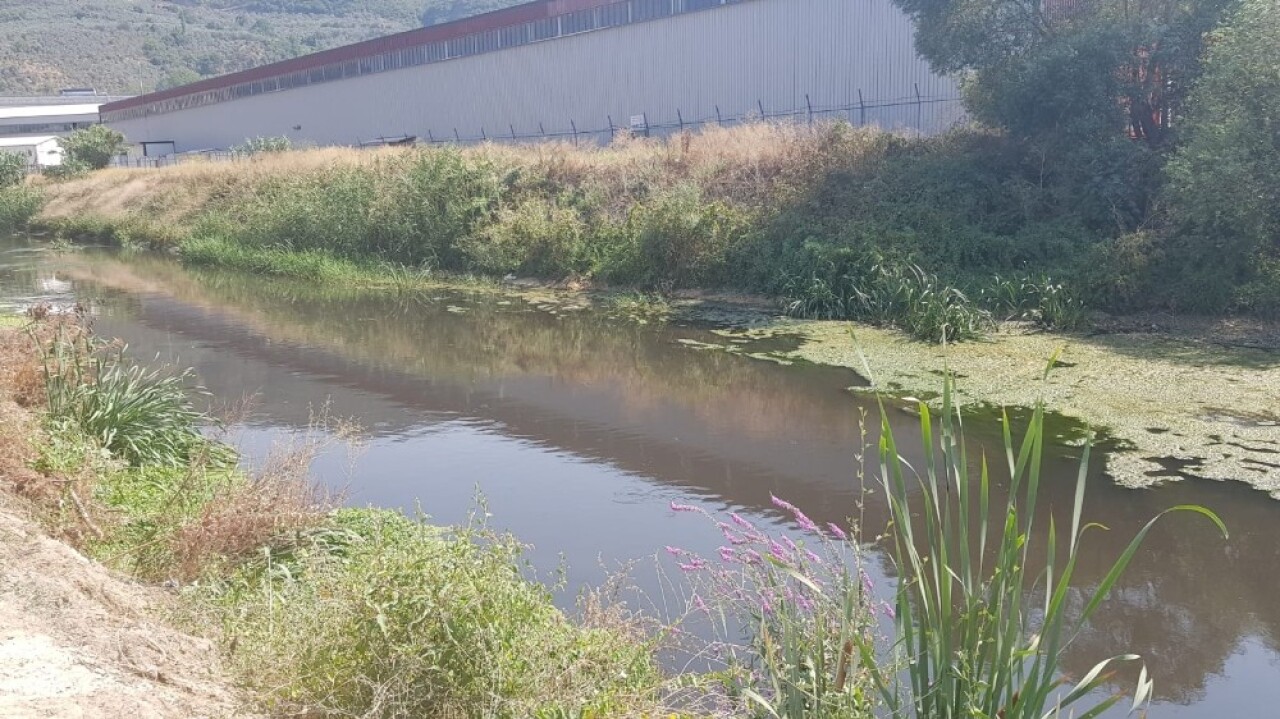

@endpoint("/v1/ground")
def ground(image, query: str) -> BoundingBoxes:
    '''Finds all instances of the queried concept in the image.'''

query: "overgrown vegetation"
[0,151,24,188]
[57,125,127,172]
[34,125,1134,342]
[0,185,42,235]
[233,136,294,155]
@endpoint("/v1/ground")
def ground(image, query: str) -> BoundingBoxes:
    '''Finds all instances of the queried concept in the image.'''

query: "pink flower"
[743,549,763,564]
[827,522,848,541]
[770,494,819,534]
[731,513,756,531]
[693,594,708,612]
[665,545,684,556]
[721,527,747,545]
[804,549,822,564]
[670,501,700,513]
[718,546,737,563]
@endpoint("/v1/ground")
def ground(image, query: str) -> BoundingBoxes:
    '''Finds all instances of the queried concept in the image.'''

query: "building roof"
[0,104,101,120]
[102,0,639,115]
[0,135,61,148]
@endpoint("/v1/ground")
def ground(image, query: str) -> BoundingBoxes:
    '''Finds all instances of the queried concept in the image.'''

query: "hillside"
[0,0,520,96]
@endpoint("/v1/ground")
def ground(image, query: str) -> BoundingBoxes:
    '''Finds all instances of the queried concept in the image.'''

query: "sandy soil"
[0,495,250,719]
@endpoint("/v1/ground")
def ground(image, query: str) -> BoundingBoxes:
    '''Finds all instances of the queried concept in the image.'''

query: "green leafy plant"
[855,371,1228,718]
[233,136,293,155]
[0,150,25,188]
[38,324,210,466]
[58,125,127,170]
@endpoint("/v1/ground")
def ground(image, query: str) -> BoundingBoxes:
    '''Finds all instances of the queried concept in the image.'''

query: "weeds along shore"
[14,121,1271,343]
[0,305,1226,718]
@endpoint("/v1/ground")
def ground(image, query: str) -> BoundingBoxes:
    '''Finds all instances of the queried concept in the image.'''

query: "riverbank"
[0,312,665,718]
[21,123,1276,342]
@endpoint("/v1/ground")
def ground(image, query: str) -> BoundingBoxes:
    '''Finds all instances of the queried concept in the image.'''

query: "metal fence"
[109,93,965,169]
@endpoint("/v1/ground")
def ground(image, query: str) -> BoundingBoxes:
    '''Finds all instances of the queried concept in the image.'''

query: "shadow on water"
[3,236,1279,717]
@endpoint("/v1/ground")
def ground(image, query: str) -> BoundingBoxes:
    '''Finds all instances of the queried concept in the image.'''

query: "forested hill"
[0,0,521,96]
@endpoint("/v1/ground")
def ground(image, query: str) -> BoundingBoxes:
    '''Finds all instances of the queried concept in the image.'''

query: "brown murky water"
[3,236,1278,716]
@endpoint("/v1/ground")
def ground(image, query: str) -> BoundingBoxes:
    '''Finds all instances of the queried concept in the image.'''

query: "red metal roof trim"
[102,0,617,114]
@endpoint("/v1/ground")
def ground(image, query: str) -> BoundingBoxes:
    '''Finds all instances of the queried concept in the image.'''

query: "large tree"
[1162,0,1280,313]
[892,0,1236,146]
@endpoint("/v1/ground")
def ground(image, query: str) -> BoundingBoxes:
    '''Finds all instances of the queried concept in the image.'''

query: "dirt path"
[0,497,249,719]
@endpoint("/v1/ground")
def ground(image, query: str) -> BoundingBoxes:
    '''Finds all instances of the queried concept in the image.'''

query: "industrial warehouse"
[101,0,960,154]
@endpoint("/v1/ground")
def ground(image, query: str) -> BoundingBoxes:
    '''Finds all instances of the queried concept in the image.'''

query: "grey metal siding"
[109,0,959,152]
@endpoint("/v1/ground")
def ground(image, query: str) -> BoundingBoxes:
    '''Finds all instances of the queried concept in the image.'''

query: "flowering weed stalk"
[668,500,883,718]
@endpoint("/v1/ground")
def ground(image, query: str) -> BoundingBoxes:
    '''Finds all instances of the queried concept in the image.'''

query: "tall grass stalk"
[859,370,1227,718]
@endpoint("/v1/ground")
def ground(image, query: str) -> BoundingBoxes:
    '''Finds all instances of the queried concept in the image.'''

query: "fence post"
[715,105,722,125]
[454,128,461,142]
[510,124,517,140]
[914,82,922,134]
[428,129,435,143]
[757,99,765,119]
[607,115,615,140]
[805,94,813,126]
[539,122,545,137]
[858,88,866,127]
[571,119,579,146]
[481,127,487,141]
[677,108,684,132]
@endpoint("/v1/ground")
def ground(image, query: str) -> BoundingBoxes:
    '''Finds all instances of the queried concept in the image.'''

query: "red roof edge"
[102,0,616,114]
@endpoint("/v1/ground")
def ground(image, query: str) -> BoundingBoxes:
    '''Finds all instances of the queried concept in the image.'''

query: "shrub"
[206,508,661,718]
[39,324,209,467]
[59,125,127,170]
[0,150,25,188]
[463,197,590,277]
[0,185,43,233]
[233,136,293,155]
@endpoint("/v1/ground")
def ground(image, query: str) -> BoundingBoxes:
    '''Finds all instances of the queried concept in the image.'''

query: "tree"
[891,0,1236,147]
[0,151,25,188]
[1163,0,1280,313]
[59,125,127,170]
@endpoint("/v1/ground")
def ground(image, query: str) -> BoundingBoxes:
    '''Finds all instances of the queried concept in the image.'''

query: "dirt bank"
[0,494,250,718]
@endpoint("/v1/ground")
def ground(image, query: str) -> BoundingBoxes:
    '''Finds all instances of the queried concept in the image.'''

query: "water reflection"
[2,238,1278,716]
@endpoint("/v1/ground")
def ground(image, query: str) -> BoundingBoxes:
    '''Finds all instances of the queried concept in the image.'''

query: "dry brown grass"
[34,121,891,229]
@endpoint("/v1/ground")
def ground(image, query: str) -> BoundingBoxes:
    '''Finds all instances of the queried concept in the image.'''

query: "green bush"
[59,125,127,170]
[463,197,590,277]
[207,509,660,718]
[0,185,43,233]
[40,326,209,467]
[0,150,25,188]
[233,136,293,155]
[1163,0,1280,315]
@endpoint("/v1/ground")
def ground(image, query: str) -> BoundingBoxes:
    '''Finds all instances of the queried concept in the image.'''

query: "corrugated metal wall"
[110,0,960,152]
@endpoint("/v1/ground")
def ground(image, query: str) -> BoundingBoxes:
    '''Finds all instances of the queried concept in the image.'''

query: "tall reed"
[859,369,1227,718]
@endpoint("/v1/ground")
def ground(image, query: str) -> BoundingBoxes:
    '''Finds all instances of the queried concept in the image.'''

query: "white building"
[0,103,101,138]
[103,0,960,154]
[0,136,64,168]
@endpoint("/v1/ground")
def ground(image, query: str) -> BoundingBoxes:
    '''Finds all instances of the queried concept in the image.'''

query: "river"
[2,235,1278,717]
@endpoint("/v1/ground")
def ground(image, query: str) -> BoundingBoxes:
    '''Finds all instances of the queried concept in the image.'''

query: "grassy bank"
[25,124,1178,342]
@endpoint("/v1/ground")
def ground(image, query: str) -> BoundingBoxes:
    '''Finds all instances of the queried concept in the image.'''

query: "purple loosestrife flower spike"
[827,522,848,541]
[718,546,737,563]
[665,545,684,556]
[731,513,755,531]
